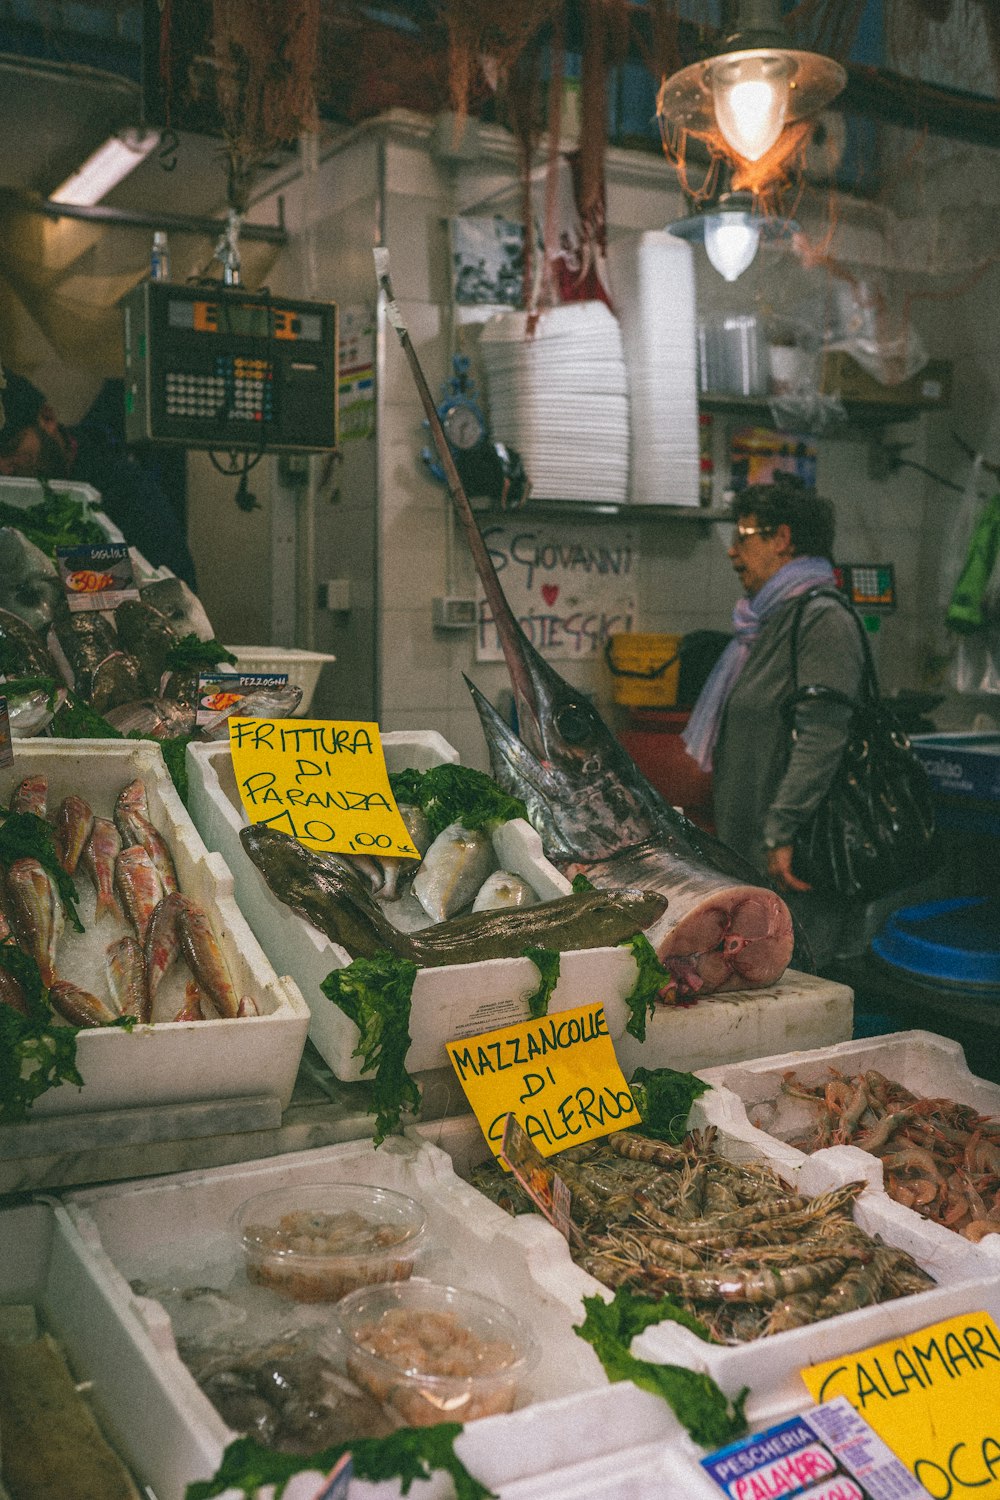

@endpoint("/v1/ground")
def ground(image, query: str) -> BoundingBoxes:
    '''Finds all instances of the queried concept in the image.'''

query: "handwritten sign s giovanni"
[228,718,418,858]
[476,522,637,662]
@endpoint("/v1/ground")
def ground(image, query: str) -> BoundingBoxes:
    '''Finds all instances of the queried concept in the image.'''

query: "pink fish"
[6,857,63,987]
[10,775,47,817]
[106,935,148,1022]
[114,779,178,893]
[54,795,95,876]
[114,846,163,945]
[81,817,123,921]
[49,979,118,1028]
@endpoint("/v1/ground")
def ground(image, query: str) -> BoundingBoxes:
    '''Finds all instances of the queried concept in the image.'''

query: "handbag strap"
[788,586,880,706]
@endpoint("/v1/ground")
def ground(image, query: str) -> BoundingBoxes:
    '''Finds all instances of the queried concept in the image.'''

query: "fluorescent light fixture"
[49,128,161,207]
[668,192,799,282]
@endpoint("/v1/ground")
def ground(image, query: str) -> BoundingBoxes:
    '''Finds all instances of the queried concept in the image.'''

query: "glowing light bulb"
[710,53,790,161]
[703,212,761,281]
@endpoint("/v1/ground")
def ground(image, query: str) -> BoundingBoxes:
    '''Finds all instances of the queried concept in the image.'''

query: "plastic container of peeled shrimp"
[691,1029,1000,1269]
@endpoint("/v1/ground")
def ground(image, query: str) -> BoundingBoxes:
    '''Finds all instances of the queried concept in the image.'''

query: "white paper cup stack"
[478,300,630,503]
[607,231,700,506]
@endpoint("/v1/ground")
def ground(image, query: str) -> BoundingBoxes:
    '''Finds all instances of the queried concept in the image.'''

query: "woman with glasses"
[682,472,865,966]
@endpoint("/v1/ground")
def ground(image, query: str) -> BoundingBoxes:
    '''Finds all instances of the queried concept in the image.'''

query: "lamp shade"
[667,195,799,282]
[658,48,846,156]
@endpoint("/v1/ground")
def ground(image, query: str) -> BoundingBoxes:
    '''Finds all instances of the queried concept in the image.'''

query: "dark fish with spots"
[240,823,668,967]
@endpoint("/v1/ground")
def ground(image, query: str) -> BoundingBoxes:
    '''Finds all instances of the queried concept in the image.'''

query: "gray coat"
[712,592,866,876]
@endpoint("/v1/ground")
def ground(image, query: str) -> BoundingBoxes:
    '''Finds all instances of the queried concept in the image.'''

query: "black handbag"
[784,588,937,903]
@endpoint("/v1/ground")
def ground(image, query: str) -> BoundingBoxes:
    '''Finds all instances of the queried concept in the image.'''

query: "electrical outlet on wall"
[433,596,477,630]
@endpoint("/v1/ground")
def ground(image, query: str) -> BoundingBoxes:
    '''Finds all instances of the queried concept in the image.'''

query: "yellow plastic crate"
[605,632,682,708]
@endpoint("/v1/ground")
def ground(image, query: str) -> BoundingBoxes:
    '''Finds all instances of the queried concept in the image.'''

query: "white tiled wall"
[215,111,996,761]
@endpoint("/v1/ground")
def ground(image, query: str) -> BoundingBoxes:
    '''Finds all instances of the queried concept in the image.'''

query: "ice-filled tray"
[693,1030,1000,1267]
[413,1110,1000,1421]
[53,1136,697,1500]
[186,733,641,1081]
[1,740,309,1115]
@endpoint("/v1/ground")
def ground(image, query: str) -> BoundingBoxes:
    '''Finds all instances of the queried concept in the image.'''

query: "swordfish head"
[464,627,676,864]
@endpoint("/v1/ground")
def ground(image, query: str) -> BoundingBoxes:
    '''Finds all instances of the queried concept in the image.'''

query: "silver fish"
[0,527,62,631]
[472,870,538,912]
[381,889,436,933]
[104,697,197,740]
[6,857,63,987]
[114,778,179,892]
[411,820,496,921]
[6,683,64,737]
[198,685,304,739]
[139,576,216,642]
[377,263,800,993]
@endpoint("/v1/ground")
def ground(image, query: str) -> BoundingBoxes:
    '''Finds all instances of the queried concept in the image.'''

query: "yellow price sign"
[446,1001,639,1160]
[801,1310,1000,1499]
[228,717,419,858]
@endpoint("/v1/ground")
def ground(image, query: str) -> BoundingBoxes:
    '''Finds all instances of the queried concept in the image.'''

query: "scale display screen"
[123,282,338,453]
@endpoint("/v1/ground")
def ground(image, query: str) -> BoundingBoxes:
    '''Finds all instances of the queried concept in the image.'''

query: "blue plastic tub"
[871,896,1000,994]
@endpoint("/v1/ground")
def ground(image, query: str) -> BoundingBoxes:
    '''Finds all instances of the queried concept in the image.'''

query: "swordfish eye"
[554,700,597,745]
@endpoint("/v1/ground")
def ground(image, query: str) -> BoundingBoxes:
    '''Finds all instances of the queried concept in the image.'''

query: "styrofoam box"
[223,645,337,716]
[1,740,309,1114]
[693,1029,1000,1269]
[0,1198,884,1500]
[186,732,641,1081]
[413,1111,1000,1421]
[0,473,159,580]
[49,1136,701,1500]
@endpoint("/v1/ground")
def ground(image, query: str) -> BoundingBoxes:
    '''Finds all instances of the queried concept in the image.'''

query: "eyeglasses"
[731,523,775,544]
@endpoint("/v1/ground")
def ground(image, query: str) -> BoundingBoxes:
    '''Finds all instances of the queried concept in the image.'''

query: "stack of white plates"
[479,300,630,503]
[607,231,700,506]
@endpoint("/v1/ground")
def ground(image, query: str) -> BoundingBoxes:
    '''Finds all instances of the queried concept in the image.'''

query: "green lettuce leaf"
[185,1425,493,1500]
[0,488,105,553]
[0,945,83,1121]
[575,1287,747,1448]
[164,634,238,671]
[619,933,676,1043]
[388,764,527,839]
[0,675,60,708]
[321,952,420,1145]
[571,872,595,893]
[49,694,124,741]
[522,945,560,1018]
[0,810,83,933]
[628,1066,710,1145]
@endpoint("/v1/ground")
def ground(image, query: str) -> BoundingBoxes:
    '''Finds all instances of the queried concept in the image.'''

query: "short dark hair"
[731,474,835,561]
[0,371,48,453]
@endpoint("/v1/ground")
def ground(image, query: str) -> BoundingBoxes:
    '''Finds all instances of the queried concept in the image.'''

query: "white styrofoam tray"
[1,740,309,1114]
[223,645,336,716]
[413,1110,1000,1421]
[0,473,158,580]
[52,1135,702,1500]
[186,732,642,1081]
[693,1029,1000,1268]
[611,967,853,1077]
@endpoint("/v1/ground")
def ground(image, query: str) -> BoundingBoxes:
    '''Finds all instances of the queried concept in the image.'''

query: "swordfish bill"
[375,248,795,996]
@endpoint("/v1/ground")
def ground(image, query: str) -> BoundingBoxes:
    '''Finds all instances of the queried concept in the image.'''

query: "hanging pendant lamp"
[668,191,799,282]
[658,0,846,164]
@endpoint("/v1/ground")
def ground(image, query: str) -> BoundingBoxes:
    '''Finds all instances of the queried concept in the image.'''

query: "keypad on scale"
[230,357,275,422]
[165,371,226,418]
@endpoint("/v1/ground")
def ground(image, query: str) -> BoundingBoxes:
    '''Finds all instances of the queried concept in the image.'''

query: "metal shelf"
[472,499,731,524]
[698,392,929,428]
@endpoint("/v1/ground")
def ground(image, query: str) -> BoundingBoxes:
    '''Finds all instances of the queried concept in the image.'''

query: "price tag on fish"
[801,1312,1000,1500]
[55,542,139,612]
[446,1000,640,1160]
[228,718,420,858]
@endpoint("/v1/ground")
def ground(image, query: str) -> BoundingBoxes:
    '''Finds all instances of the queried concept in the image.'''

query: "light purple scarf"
[682,555,836,771]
